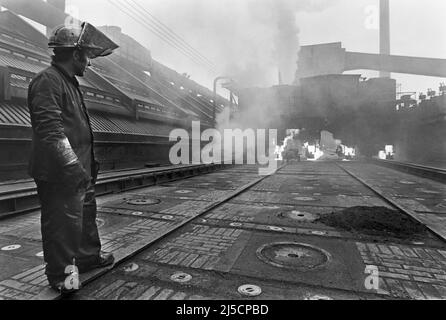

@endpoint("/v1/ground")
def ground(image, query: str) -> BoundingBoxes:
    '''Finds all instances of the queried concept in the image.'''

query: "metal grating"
[109,117,152,135]
[106,75,198,118]
[0,102,173,137]
[0,53,47,74]
[89,114,122,133]
[0,102,30,126]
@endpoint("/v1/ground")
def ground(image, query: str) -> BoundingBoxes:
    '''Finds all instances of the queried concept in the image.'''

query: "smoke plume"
[135,0,337,88]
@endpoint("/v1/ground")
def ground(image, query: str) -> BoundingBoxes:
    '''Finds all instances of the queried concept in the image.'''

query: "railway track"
[372,159,446,183]
[0,163,229,220]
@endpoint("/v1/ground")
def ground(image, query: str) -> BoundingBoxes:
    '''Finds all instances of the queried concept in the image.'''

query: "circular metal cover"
[230,222,243,227]
[1,245,21,251]
[284,210,318,222]
[399,180,416,185]
[238,284,262,297]
[294,197,317,202]
[162,215,174,220]
[256,242,331,270]
[171,272,192,283]
[305,295,333,300]
[299,176,317,181]
[123,263,139,272]
[175,190,194,194]
[416,188,440,194]
[127,198,160,205]
[131,211,144,216]
[311,230,327,236]
[268,226,284,231]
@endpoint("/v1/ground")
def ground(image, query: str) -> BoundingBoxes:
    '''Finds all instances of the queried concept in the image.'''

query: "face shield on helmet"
[48,22,119,59]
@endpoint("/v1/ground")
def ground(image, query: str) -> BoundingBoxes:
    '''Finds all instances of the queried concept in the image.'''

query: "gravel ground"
[317,206,428,240]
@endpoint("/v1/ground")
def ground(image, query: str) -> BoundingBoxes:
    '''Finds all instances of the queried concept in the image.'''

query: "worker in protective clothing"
[27,22,118,294]
[283,133,302,163]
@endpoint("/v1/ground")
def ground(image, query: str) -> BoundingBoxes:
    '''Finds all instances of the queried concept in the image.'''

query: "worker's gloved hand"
[63,162,91,194]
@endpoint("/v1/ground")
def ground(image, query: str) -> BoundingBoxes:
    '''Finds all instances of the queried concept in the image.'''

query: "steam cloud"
[205,0,338,136]
[227,0,338,87]
[142,0,337,88]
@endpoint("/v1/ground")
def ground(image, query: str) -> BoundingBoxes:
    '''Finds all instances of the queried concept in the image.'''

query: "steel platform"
[1,161,446,300]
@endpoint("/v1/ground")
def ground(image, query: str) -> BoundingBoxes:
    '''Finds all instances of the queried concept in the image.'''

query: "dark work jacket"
[27,63,96,183]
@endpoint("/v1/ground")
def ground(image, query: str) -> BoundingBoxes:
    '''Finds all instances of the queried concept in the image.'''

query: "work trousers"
[35,181,101,283]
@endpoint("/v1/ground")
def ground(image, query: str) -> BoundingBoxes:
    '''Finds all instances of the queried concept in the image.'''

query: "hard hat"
[48,22,119,59]
[48,25,82,49]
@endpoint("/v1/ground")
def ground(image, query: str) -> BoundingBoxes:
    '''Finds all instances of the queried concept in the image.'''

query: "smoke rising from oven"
[138,0,336,88]
[227,0,338,87]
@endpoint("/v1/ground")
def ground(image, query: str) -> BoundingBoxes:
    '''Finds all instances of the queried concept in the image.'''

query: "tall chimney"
[278,69,283,86]
[380,0,390,78]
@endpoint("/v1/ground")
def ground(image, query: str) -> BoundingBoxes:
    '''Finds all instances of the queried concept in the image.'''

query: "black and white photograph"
[0,0,445,305]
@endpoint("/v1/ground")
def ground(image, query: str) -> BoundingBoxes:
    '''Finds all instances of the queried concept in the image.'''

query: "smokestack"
[380,0,391,78]
[46,0,66,36]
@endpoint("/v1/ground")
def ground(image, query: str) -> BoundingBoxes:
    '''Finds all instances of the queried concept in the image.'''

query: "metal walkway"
[0,161,445,300]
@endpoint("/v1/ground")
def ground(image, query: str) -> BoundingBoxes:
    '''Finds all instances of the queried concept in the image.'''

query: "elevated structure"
[296,42,446,79]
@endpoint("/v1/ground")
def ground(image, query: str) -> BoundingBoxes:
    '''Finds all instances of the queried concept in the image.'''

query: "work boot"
[78,252,115,273]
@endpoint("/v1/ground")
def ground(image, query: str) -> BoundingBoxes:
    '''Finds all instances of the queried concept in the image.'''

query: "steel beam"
[297,42,446,79]
[346,51,446,78]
